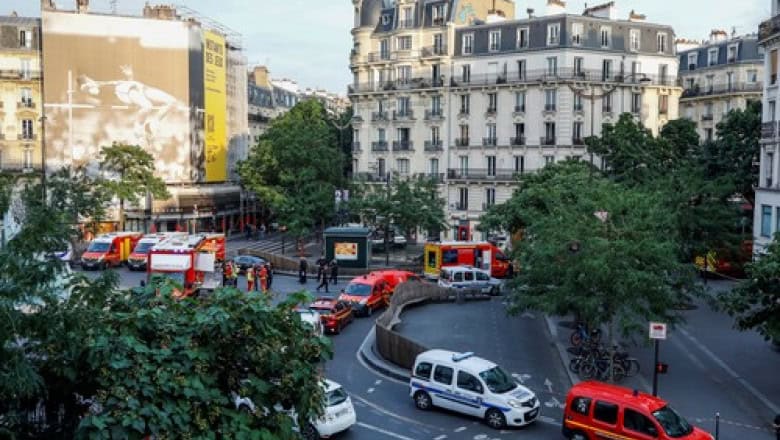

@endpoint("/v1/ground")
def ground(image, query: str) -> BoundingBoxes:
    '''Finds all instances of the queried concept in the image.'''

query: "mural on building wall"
[42,11,193,182]
[456,2,477,25]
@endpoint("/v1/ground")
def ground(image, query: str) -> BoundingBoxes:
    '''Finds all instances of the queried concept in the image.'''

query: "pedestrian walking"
[316,256,326,283]
[316,264,329,293]
[329,259,338,285]
[254,264,262,291]
[259,264,269,294]
[266,262,274,288]
[773,413,780,440]
[230,261,239,287]
[299,257,308,284]
[246,266,255,292]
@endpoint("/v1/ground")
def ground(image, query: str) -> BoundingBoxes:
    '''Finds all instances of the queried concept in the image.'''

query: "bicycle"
[570,322,602,347]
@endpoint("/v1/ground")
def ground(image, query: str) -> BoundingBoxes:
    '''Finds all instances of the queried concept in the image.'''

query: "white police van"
[409,350,539,429]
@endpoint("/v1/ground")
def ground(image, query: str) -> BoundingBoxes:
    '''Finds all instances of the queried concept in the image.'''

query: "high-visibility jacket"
[246,267,255,281]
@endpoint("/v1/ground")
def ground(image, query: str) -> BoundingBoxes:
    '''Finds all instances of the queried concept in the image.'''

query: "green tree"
[99,143,170,231]
[499,163,697,343]
[351,175,446,242]
[718,236,780,343]
[239,100,345,244]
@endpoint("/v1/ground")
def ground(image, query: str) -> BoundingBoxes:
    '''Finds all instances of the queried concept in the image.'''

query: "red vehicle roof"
[310,297,339,310]
[569,381,668,414]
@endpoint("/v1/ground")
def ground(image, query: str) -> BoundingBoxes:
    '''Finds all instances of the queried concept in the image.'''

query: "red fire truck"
[423,241,512,279]
[147,234,220,298]
[127,232,187,271]
[81,232,143,270]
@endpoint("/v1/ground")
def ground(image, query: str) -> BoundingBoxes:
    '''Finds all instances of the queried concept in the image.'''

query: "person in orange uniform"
[259,264,269,294]
[246,265,255,292]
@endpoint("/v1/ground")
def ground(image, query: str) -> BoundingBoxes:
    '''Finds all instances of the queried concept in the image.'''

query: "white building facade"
[678,32,762,142]
[349,0,681,239]
[755,2,780,254]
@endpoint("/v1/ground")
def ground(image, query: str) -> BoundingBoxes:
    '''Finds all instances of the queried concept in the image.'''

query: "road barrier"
[375,282,490,369]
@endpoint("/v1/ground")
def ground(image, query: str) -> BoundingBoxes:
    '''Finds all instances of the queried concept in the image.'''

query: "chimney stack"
[252,66,271,88]
[628,10,646,22]
[76,0,89,13]
[709,29,727,42]
[546,0,566,16]
[583,1,616,20]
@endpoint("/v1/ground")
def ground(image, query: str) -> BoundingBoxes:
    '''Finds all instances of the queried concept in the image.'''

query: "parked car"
[368,269,424,291]
[309,297,354,334]
[438,266,502,296]
[562,381,713,440]
[410,350,539,429]
[295,308,323,337]
[233,378,356,440]
[231,255,266,274]
[392,233,407,248]
[339,275,391,317]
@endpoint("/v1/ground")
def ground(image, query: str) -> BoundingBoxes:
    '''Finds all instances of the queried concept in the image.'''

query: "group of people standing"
[222,260,273,294]
[297,256,338,292]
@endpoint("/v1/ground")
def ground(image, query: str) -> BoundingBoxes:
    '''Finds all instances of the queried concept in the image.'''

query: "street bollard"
[715,412,720,440]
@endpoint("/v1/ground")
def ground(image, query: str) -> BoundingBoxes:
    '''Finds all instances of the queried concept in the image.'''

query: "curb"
[357,327,411,382]
[545,316,579,387]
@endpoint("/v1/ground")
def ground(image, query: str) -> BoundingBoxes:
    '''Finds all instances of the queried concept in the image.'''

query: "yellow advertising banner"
[203,30,227,182]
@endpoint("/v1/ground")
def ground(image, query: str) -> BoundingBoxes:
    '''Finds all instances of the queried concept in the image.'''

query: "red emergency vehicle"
[198,233,226,262]
[423,241,512,279]
[127,232,187,271]
[81,232,143,270]
[147,234,219,298]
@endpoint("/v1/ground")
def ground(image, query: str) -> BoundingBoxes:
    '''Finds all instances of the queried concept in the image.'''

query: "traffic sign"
[649,322,667,340]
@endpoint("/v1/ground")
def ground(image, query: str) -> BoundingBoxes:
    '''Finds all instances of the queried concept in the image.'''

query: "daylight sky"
[5,0,770,94]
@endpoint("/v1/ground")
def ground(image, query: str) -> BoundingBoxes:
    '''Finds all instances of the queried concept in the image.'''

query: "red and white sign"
[649,322,667,340]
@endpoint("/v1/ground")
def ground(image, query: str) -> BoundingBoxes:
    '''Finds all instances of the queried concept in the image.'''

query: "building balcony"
[445,69,681,88]
[18,134,36,141]
[0,160,41,173]
[352,142,362,152]
[602,106,613,114]
[680,82,763,99]
[0,69,42,81]
[398,19,414,29]
[414,172,445,183]
[701,114,714,121]
[544,104,556,112]
[421,45,447,57]
[447,168,521,181]
[458,108,470,118]
[573,137,585,146]
[454,202,468,211]
[485,107,497,117]
[424,140,443,151]
[371,141,389,152]
[392,140,414,151]
[513,105,525,115]
[354,172,389,183]
[372,111,389,121]
[18,100,35,109]
[455,138,470,147]
[573,104,584,112]
[762,121,777,140]
[482,137,497,147]
[392,110,415,121]
[367,52,392,62]
[425,109,444,120]
[510,136,525,146]
[540,136,556,146]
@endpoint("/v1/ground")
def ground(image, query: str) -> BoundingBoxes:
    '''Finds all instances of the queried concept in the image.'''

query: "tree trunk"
[118,198,125,231]
[608,318,616,383]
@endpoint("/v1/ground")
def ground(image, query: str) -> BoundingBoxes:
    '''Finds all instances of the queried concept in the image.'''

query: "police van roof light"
[452,352,474,362]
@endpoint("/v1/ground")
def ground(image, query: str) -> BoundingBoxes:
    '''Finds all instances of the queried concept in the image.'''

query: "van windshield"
[133,242,154,254]
[87,242,110,253]
[345,283,371,296]
[479,366,517,394]
[652,406,693,438]
[326,387,348,407]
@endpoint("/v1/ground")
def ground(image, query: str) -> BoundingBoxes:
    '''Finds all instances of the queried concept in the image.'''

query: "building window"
[517,59,527,80]
[397,36,412,50]
[705,128,713,142]
[545,89,557,111]
[20,88,32,107]
[396,158,410,175]
[766,152,775,187]
[377,128,386,141]
[460,94,470,114]
[514,123,525,144]
[487,93,497,113]
[761,205,772,237]
[459,124,469,142]
[485,187,496,207]
[687,52,698,70]
[770,49,777,85]
[462,33,474,55]
[431,126,440,142]
[727,44,738,63]
[485,123,497,144]
[460,64,471,83]
[514,156,525,174]
[459,155,469,172]
[515,91,526,112]
[602,59,613,80]
[573,57,584,77]
[517,27,529,48]
[397,66,412,83]
[401,6,413,27]
[544,155,555,166]
[573,121,583,143]
[573,93,583,111]
[381,14,390,25]
[571,23,583,45]
[603,94,613,112]
[433,33,444,53]
[489,30,501,52]
[659,95,669,115]
[459,187,469,211]
[600,26,611,48]
[708,48,719,66]
[658,64,669,84]
[544,122,556,143]
[377,158,386,176]
[19,30,32,49]
[546,57,558,76]
[397,96,410,113]
[432,4,447,24]
[23,147,33,169]
[429,158,439,175]
[547,23,560,46]
[629,29,640,51]
[380,39,390,59]
[20,59,31,80]
[725,100,732,114]
[631,93,641,113]
[486,156,496,177]
[657,32,668,53]
[431,95,441,114]
[22,119,34,139]
[706,75,714,93]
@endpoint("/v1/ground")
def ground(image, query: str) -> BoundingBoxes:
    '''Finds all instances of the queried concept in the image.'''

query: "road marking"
[544,378,553,393]
[367,387,375,393]
[545,396,564,409]
[678,327,780,414]
[511,373,531,384]
[454,426,467,432]
[356,421,419,440]
[538,415,558,425]
[355,327,408,385]
[473,435,488,439]
[349,393,444,432]
[375,379,383,385]
[433,435,447,440]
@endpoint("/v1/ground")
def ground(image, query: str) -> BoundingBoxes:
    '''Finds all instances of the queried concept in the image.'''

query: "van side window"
[593,400,619,425]
[476,271,489,281]
[456,371,483,394]
[427,251,437,268]
[570,396,591,415]
[433,365,454,385]
[453,272,463,282]
[414,362,433,380]
[624,408,658,437]
[443,249,458,264]
[464,271,474,281]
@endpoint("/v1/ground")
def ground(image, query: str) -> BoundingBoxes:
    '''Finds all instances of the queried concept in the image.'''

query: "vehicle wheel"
[610,364,626,383]
[485,408,506,430]
[579,360,596,380]
[413,391,432,410]
[366,305,373,317]
[300,423,319,440]
[569,357,581,374]
[490,286,499,296]
[623,358,641,377]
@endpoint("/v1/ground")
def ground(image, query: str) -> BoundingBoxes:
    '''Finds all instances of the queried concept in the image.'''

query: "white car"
[296,309,324,337]
[410,350,539,429]
[234,378,356,439]
[438,266,502,296]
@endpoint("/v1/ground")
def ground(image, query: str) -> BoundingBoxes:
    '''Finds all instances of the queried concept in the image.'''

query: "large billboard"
[42,10,194,182]
[203,30,227,182]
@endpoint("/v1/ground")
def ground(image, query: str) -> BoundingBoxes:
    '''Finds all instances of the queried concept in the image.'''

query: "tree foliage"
[350,176,446,239]
[99,143,170,231]
[500,162,697,341]
[239,100,345,238]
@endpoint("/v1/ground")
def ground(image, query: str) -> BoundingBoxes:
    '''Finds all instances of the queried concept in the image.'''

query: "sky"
[4,0,771,94]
